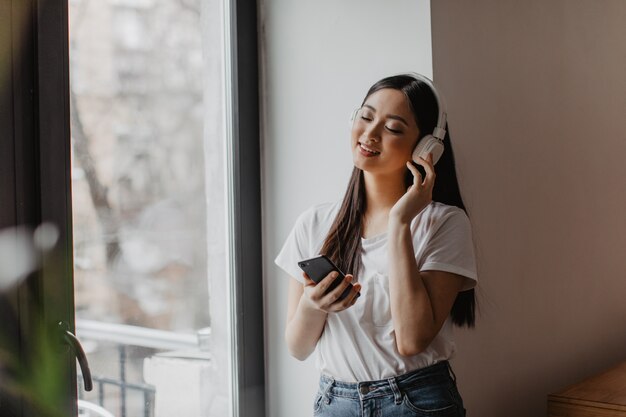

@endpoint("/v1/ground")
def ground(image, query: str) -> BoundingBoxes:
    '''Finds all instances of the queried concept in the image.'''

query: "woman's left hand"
[389,152,436,225]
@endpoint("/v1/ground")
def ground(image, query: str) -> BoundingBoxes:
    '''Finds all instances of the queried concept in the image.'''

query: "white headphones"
[350,72,448,165]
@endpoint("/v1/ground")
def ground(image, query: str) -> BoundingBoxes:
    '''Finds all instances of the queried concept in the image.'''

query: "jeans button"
[359,385,369,395]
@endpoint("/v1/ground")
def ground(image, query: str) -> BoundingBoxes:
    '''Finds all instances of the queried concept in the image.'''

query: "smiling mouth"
[358,143,380,155]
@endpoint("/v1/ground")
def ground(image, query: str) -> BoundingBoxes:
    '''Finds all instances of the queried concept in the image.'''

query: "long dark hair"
[320,74,476,328]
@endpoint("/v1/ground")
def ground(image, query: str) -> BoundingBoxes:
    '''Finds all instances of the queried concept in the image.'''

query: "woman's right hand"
[301,271,362,313]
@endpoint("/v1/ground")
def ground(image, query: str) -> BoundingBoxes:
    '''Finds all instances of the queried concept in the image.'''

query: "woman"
[275,73,478,416]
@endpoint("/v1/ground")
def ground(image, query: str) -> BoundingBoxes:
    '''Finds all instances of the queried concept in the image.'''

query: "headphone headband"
[403,72,448,141]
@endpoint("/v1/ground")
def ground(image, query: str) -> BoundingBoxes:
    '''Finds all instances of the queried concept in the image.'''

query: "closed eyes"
[359,115,403,134]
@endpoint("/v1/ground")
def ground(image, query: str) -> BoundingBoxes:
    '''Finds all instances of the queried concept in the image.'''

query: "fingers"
[349,284,362,305]
[318,271,341,293]
[320,273,353,305]
[303,272,362,312]
[405,161,423,186]
[328,282,362,312]
[307,270,343,303]
[325,274,363,312]
[407,152,435,188]
[417,152,436,181]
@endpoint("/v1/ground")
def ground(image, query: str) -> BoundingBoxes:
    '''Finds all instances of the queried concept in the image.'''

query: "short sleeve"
[274,210,311,284]
[418,209,478,291]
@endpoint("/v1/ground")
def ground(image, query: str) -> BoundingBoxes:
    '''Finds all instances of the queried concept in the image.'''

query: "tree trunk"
[69,89,120,263]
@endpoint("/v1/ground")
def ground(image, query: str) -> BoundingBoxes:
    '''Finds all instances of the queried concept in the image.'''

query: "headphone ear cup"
[412,135,444,165]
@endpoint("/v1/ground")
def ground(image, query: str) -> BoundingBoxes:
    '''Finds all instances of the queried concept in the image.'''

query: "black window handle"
[59,321,93,391]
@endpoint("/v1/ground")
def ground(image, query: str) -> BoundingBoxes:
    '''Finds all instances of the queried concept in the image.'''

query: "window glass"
[69,0,230,415]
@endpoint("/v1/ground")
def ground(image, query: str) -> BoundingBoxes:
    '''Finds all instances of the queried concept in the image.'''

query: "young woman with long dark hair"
[275,73,478,416]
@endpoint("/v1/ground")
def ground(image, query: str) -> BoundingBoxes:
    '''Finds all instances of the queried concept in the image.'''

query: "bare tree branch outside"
[68,0,226,414]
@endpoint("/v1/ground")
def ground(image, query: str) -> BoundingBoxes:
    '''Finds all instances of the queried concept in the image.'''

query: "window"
[0,0,263,415]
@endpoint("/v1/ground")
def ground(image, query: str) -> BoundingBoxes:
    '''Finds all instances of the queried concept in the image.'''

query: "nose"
[361,121,382,142]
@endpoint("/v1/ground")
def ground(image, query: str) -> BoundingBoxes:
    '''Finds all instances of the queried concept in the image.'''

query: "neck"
[362,168,406,216]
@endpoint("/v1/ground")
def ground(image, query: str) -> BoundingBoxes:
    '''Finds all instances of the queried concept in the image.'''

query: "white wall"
[259,1,434,416]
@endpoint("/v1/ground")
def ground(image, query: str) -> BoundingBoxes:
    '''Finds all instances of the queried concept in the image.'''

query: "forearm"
[285,296,328,360]
[388,220,436,356]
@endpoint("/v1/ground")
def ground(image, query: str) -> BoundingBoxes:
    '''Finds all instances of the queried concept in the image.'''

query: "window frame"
[224,0,266,416]
[0,0,266,415]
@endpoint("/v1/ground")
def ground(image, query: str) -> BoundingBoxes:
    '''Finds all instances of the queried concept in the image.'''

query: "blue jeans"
[313,361,466,417]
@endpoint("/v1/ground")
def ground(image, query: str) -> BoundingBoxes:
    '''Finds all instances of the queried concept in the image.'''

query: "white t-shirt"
[274,200,478,382]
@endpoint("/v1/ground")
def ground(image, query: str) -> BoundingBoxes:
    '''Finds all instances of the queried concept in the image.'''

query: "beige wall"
[431,1,626,416]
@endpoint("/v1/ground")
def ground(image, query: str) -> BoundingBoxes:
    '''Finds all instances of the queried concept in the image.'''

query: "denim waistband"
[318,361,455,401]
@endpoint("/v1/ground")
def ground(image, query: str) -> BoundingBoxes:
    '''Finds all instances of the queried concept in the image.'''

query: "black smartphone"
[298,255,360,302]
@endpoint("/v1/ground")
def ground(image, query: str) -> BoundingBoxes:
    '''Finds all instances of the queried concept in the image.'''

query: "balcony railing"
[76,319,207,417]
